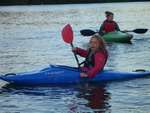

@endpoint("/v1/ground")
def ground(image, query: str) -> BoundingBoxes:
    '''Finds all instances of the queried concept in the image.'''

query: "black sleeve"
[115,22,120,31]
[99,22,105,35]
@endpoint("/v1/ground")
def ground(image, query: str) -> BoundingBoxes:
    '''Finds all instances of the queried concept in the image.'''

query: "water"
[0,2,150,113]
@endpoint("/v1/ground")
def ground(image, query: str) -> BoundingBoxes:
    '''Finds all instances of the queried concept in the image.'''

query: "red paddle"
[61,24,80,68]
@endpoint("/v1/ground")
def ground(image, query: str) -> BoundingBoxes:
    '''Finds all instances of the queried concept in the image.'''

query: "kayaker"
[99,11,120,35]
[72,34,108,78]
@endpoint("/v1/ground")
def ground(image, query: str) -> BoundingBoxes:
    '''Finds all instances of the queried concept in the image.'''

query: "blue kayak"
[0,65,150,86]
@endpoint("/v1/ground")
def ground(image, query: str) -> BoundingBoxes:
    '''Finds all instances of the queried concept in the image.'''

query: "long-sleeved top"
[74,48,108,78]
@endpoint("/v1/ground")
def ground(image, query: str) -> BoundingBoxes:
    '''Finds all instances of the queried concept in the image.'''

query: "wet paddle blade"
[61,24,73,44]
[61,24,80,68]
[133,29,148,34]
[80,29,96,36]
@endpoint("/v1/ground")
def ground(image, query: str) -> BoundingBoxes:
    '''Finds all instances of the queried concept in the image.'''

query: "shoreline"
[0,0,149,6]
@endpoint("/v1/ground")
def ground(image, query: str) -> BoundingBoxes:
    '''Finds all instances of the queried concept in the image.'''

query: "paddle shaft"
[70,43,80,68]
[122,29,148,34]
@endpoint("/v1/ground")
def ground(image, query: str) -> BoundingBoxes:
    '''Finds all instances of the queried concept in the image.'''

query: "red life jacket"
[103,20,116,32]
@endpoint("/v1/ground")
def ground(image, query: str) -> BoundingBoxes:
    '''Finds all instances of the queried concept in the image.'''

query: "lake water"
[0,2,150,113]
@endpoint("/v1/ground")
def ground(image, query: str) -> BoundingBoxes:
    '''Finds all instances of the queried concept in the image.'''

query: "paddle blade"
[61,24,73,44]
[133,29,148,34]
[80,29,96,36]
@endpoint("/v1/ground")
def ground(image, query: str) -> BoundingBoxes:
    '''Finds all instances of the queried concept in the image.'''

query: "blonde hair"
[90,33,107,51]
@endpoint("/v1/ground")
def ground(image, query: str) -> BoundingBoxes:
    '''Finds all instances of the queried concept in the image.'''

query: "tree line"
[0,0,149,5]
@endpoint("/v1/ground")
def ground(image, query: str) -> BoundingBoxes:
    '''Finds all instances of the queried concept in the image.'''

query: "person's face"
[89,38,100,51]
[106,14,113,21]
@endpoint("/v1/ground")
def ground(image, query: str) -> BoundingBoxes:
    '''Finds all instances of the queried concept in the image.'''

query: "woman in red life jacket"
[72,34,108,78]
[99,11,120,35]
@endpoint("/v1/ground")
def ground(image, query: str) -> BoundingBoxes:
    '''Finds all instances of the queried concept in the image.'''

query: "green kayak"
[102,31,133,43]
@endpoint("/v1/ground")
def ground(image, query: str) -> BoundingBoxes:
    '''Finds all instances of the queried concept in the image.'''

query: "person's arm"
[73,47,88,58]
[99,22,105,35]
[115,22,120,31]
[86,52,107,78]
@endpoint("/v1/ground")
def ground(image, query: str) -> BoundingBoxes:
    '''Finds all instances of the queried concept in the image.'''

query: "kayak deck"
[0,65,150,86]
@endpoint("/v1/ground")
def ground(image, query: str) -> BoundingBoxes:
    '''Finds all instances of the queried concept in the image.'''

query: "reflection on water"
[77,84,111,113]
[1,83,111,113]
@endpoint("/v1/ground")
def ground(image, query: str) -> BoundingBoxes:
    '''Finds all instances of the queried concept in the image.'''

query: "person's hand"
[102,30,106,34]
[80,73,88,77]
[72,47,77,53]
[122,30,128,32]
